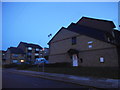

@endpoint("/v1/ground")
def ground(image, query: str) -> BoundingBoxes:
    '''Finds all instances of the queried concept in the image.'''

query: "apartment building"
[48,17,120,67]
[17,42,43,63]
[5,47,25,64]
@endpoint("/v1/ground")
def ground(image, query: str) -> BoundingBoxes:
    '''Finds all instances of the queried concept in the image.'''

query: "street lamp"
[42,48,45,72]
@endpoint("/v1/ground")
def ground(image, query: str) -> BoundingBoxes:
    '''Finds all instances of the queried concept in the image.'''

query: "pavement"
[3,68,120,89]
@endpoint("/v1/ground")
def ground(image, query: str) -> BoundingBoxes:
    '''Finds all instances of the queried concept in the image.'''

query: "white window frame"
[36,48,39,51]
[88,41,93,48]
[100,57,104,63]
[88,41,93,44]
[35,53,39,56]
[28,47,32,50]
[88,45,92,48]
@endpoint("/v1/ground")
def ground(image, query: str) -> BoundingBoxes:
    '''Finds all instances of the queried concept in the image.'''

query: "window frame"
[99,57,105,63]
[35,53,39,56]
[72,37,77,45]
[28,47,32,50]
[88,41,93,48]
[35,48,39,51]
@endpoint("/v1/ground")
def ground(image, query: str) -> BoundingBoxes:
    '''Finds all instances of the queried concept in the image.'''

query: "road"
[2,69,89,88]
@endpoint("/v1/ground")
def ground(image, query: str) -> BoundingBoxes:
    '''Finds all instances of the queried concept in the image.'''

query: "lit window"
[44,52,47,53]
[88,41,93,44]
[88,45,92,48]
[13,54,18,57]
[21,60,24,62]
[28,47,32,50]
[12,60,18,63]
[88,41,93,48]
[100,57,104,63]
[36,48,39,51]
[72,37,76,45]
[40,49,43,51]
[35,53,39,56]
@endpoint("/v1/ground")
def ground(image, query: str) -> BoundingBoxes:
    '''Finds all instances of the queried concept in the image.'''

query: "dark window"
[27,53,32,56]
[27,55,31,58]
[72,37,76,45]
[80,58,83,63]
[28,50,32,52]
[35,56,39,59]
[35,51,39,53]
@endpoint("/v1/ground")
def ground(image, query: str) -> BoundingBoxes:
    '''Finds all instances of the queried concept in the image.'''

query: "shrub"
[2,63,18,68]
[17,64,33,70]
[44,62,71,67]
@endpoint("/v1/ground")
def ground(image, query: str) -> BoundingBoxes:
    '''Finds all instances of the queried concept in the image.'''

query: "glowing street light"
[20,60,24,63]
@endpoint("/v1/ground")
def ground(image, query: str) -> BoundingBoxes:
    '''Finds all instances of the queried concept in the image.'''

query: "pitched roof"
[48,27,66,44]
[77,17,116,28]
[2,50,7,53]
[67,23,120,45]
[8,47,25,54]
[48,17,120,46]
[20,42,42,49]
[67,23,106,41]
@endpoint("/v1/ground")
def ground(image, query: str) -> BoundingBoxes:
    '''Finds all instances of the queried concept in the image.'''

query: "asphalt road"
[2,69,88,88]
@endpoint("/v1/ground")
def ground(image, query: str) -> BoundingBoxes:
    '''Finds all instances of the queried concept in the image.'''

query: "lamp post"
[42,48,44,73]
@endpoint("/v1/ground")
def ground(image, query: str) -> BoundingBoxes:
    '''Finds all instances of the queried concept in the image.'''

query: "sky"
[2,2,118,50]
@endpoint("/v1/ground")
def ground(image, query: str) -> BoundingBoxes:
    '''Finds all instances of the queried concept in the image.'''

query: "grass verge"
[26,66,119,79]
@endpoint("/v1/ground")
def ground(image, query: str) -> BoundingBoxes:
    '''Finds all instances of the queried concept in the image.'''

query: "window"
[88,41,93,44]
[35,53,39,56]
[12,60,18,63]
[28,47,32,50]
[88,45,92,48]
[44,51,47,53]
[27,53,32,55]
[100,57,104,63]
[35,48,39,51]
[12,54,18,57]
[88,41,93,48]
[80,58,83,63]
[40,49,43,51]
[72,37,76,45]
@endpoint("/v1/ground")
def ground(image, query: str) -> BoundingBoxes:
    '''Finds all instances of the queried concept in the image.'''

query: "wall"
[49,29,118,67]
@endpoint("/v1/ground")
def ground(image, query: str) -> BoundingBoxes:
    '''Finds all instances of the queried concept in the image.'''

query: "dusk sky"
[2,2,118,50]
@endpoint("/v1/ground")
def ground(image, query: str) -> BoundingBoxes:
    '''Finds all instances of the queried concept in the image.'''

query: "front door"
[72,54,78,67]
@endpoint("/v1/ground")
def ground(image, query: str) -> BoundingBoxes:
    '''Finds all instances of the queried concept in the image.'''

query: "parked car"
[34,58,49,65]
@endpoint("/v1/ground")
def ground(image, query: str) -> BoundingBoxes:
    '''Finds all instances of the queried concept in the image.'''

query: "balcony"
[35,56,39,59]
[27,53,32,56]
[27,55,31,58]
[35,51,39,53]
[35,53,39,56]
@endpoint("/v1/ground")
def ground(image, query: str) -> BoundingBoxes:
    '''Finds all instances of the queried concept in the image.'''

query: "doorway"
[72,54,78,67]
